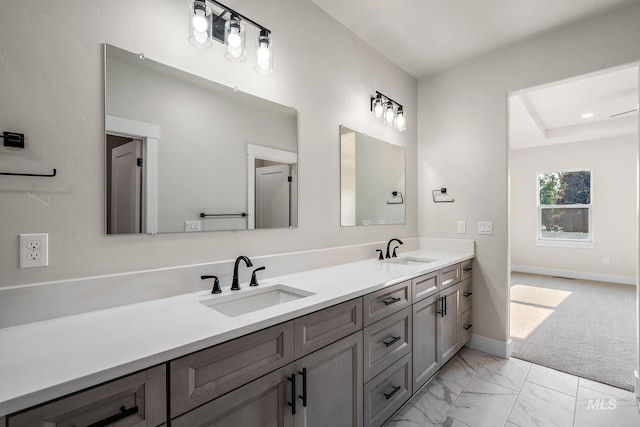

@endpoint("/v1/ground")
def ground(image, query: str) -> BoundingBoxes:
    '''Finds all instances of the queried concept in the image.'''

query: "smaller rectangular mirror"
[340,126,405,226]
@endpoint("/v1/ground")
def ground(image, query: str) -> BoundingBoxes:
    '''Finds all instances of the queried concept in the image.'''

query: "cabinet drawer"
[412,271,438,302]
[294,298,362,358]
[170,321,294,418]
[363,307,412,382]
[461,259,473,280]
[461,278,472,313]
[462,310,472,345]
[8,365,166,427]
[171,364,295,427]
[363,353,412,427]
[363,280,411,326]
[439,263,461,289]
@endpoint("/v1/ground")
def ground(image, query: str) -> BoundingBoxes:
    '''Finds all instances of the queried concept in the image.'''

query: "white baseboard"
[511,265,636,286]
[468,334,511,359]
[636,371,640,400]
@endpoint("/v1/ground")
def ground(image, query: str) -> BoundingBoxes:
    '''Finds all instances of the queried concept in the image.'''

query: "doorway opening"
[106,135,143,234]
[247,143,298,229]
[508,63,639,390]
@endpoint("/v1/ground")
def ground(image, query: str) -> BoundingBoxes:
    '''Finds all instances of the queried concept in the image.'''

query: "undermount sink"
[200,285,314,317]
[384,256,435,266]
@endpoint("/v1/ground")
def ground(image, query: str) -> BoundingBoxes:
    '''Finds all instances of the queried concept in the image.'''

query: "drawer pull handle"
[464,324,473,330]
[88,405,139,427]
[383,385,402,400]
[288,373,296,415]
[464,291,472,297]
[298,368,308,407]
[383,297,401,306]
[383,336,402,347]
[463,266,473,272]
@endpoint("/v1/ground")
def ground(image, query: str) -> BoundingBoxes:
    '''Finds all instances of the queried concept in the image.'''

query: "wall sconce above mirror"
[104,44,297,235]
[371,91,406,131]
[188,0,273,74]
[340,126,406,227]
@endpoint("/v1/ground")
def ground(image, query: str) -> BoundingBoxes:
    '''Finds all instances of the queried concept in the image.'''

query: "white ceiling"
[309,0,638,78]
[509,65,638,150]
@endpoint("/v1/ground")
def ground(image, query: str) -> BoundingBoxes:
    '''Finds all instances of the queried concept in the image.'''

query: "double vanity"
[0,242,473,426]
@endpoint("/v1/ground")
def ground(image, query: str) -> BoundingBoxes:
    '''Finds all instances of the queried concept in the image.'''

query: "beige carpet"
[510,272,637,391]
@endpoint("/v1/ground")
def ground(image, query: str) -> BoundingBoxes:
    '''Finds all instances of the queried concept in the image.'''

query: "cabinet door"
[439,282,462,364]
[412,293,439,391]
[294,332,363,427]
[171,364,295,427]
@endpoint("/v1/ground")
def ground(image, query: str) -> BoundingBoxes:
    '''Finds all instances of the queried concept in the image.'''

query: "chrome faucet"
[231,256,253,290]
[385,238,404,258]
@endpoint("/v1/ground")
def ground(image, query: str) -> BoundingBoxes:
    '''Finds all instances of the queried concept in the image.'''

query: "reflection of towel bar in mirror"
[0,168,57,178]
[386,191,404,205]
[200,212,248,218]
[432,187,454,203]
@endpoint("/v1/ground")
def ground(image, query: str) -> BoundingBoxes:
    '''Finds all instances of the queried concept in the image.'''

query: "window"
[537,170,592,245]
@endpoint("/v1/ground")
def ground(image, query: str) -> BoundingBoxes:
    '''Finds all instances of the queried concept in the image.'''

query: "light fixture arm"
[209,0,270,36]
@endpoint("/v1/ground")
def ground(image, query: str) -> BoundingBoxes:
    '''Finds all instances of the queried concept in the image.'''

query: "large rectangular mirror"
[340,126,405,226]
[104,45,298,234]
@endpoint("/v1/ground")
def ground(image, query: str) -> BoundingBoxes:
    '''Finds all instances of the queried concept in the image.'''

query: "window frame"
[536,168,593,248]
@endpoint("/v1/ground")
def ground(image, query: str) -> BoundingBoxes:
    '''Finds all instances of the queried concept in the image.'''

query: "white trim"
[467,334,511,359]
[536,239,594,249]
[512,264,637,286]
[247,144,298,230]
[106,115,159,234]
[635,370,640,400]
[106,115,160,139]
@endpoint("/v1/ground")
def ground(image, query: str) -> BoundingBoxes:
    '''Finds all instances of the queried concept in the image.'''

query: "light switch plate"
[19,233,48,268]
[457,221,466,234]
[185,220,201,232]
[478,221,493,235]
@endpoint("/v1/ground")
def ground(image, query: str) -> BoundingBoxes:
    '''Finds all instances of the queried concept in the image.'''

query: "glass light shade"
[188,0,213,48]
[225,18,246,62]
[254,34,273,74]
[384,103,396,125]
[395,109,406,131]
[372,97,384,120]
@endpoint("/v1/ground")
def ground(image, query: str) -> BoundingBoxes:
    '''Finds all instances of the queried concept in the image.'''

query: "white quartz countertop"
[0,248,473,417]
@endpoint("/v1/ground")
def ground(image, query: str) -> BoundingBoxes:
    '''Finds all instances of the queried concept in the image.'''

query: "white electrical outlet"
[19,233,48,268]
[457,221,466,234]
[604,258,610,265]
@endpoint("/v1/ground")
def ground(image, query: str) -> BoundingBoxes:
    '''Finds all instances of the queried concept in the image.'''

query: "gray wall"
[0,0,418,286]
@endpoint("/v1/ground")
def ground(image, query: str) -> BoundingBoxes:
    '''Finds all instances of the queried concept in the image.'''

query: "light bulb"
[254,33,273,74]
[192,10,208,32]
[395,111,406,131]
[228,29,241,48]
[384,104,395,124]
[225,18,246,62]
[373,100,383,118]
[188,0,212,48]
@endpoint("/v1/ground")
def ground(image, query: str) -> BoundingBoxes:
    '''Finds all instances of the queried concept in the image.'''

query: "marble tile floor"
[384,347,640,427]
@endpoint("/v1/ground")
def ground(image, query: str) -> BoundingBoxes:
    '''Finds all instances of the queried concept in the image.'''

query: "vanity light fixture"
[370,91,406,132]
[188,0,273,74]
